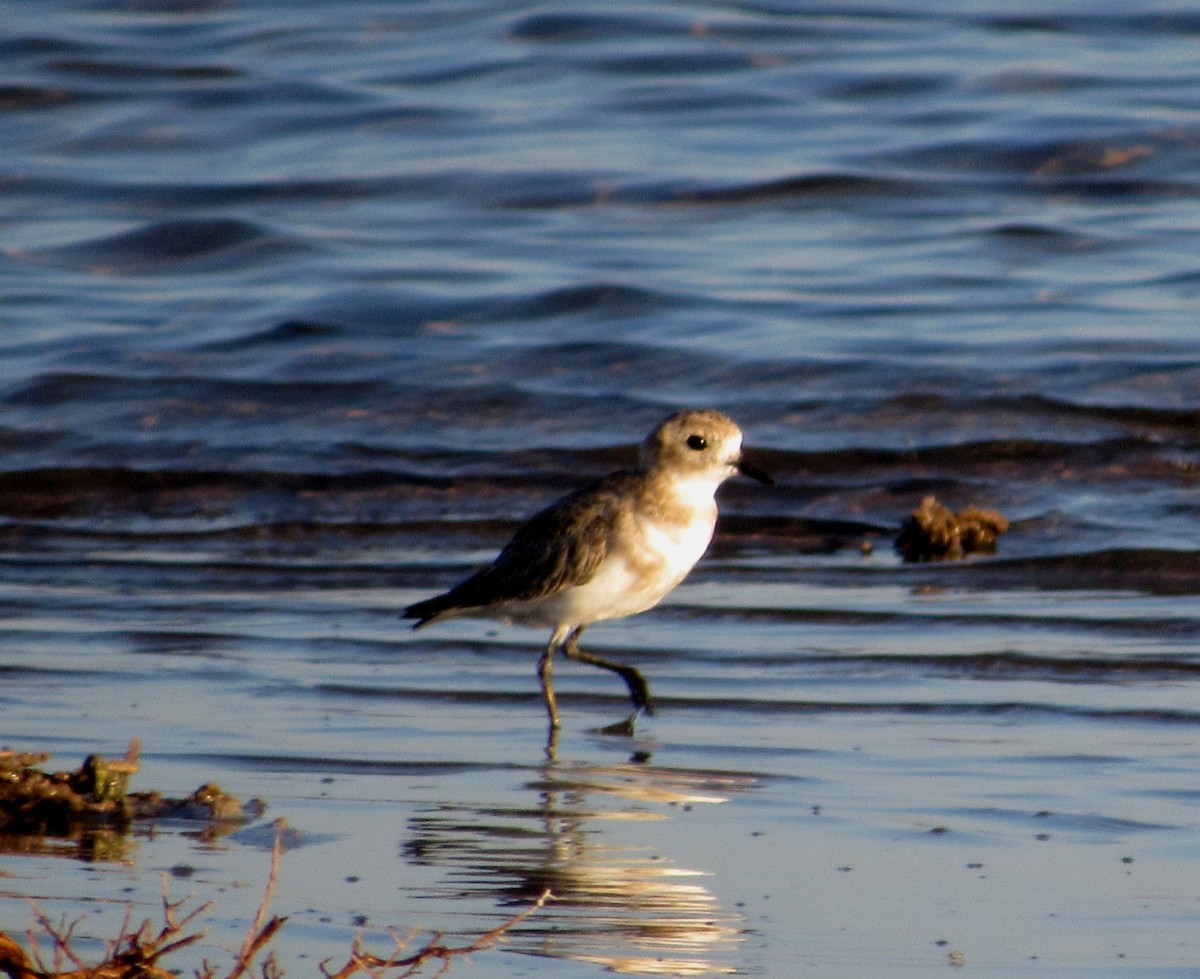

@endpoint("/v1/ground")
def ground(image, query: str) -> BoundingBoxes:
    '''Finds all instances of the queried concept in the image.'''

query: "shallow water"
[2,0,1200,975]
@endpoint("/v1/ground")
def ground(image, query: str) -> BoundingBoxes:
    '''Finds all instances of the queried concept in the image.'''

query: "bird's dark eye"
[686,434,708,451]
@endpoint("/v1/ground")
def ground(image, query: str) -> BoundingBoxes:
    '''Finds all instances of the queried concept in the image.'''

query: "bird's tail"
[402,594,456,629]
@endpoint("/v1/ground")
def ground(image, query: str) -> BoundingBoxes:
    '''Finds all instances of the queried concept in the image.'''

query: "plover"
[403,409,772,730]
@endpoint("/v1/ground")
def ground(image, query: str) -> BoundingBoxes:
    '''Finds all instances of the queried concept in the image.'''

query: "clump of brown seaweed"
[0,740,255,839]
[894,496,1009,562]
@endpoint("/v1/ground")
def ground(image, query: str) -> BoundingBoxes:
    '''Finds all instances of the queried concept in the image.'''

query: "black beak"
[737,457,773,485]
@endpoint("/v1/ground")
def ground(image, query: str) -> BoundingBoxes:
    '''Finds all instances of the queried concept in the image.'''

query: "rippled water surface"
[3,1,1200,975]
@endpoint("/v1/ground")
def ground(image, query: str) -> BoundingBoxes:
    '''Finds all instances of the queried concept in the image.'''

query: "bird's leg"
[543,722,559,762]
[561,626,655,716]
[538,638,561,730]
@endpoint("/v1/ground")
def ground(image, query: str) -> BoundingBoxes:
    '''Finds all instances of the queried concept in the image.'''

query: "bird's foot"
[591,708,645,738]
[622,670,655,717]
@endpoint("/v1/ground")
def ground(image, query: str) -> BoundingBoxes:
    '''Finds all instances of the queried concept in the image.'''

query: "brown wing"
[404,472,637,625]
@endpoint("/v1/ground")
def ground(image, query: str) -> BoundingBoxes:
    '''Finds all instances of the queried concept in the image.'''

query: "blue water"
[2,1,1200,976]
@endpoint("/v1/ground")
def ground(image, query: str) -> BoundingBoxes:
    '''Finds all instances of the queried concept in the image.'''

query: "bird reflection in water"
[403,757,756,975]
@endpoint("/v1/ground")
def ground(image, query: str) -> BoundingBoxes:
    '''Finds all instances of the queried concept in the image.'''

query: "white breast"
[637,509,714,580]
